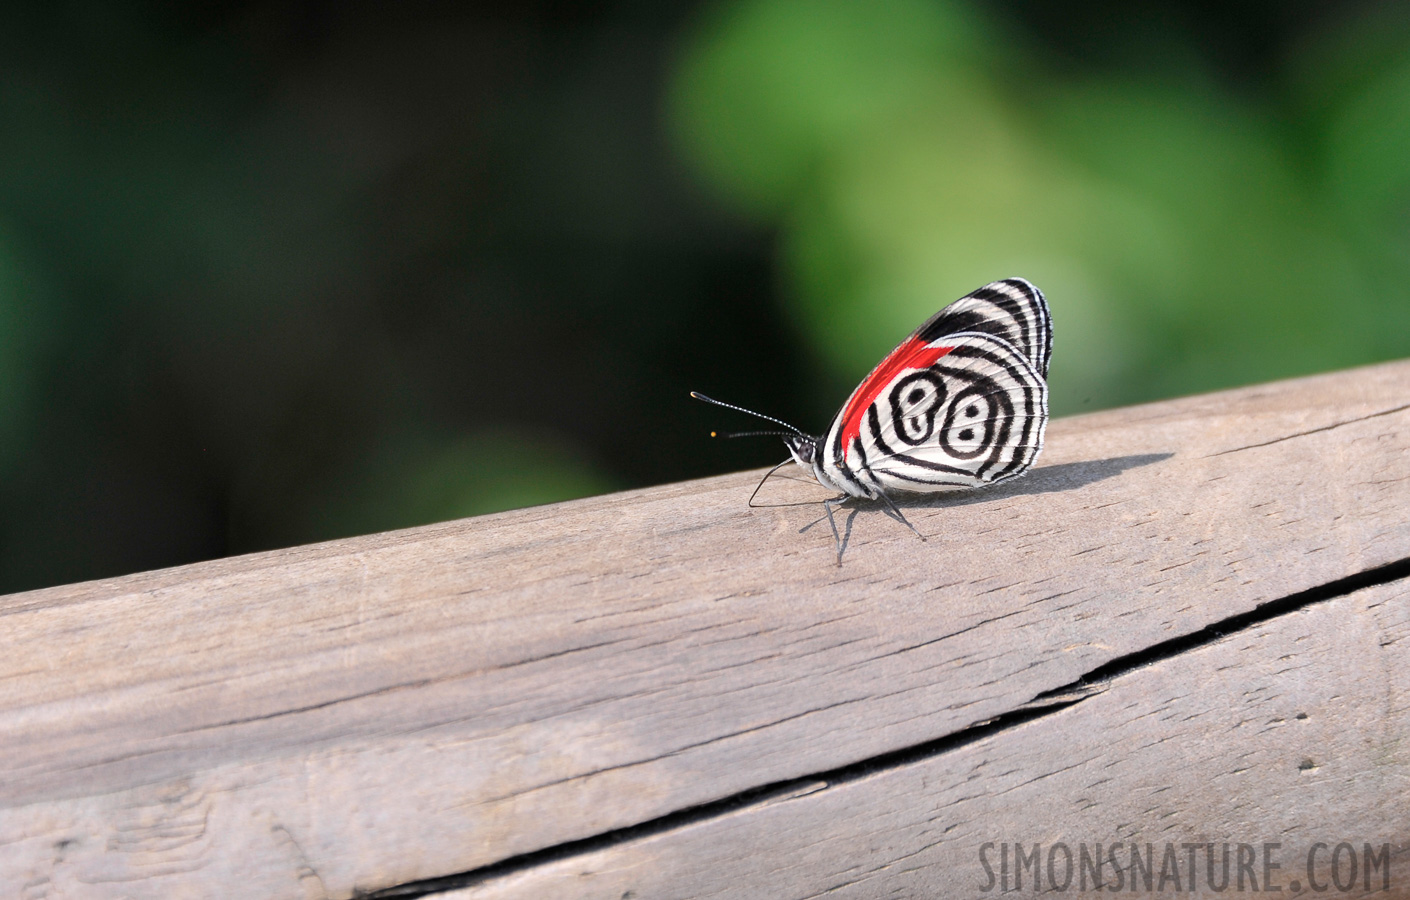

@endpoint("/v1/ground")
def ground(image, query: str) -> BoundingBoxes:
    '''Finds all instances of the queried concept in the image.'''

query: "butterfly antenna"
[713,429,795,440]
[690,392,805,437]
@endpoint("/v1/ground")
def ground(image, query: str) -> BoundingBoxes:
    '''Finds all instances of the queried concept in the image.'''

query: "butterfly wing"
[913,277,1051,378]
[817,279,1050,498]
[850,332,1047,493]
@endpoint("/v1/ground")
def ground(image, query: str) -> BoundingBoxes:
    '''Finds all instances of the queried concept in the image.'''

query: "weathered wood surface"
[1,360,1408,898]
[456,578,1410,900]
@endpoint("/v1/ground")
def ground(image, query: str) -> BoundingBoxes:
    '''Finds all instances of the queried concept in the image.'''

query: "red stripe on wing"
[839,337,954,462]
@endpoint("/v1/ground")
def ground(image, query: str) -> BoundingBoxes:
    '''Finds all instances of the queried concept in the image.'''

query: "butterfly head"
[784,433,819,468]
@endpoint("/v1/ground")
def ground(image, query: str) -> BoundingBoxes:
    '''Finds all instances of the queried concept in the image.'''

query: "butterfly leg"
[747,458,795,508]
[822,494,848,566]
[876,489,927,543]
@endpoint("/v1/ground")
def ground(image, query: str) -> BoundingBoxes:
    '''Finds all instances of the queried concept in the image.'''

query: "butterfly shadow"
[793,452,1173,563]
[909,452,1175,509]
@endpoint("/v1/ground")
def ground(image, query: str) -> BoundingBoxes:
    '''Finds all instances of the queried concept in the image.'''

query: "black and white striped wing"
[912,277,1052,378]
[845,331,1048,494]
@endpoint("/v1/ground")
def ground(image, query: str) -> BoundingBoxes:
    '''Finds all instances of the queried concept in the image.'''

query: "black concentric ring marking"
[846,336,1043,491]
[938,382,1001,460]
[888,371,947,446]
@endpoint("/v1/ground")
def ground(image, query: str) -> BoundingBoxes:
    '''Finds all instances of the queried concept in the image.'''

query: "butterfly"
[694,278,1051,563]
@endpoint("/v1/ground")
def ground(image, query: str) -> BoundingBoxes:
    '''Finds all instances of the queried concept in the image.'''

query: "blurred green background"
[2,0,1409,593]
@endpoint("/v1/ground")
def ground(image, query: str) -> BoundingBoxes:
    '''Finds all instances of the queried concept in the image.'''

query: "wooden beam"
[2,360,1408,898]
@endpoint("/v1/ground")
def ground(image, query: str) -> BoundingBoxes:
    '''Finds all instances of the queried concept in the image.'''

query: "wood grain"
[1,360,1408,898]
[455,579,1410,900]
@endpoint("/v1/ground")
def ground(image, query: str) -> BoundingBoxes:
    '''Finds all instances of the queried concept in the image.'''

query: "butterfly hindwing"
[818,279,1050,498]
[859,332,1046,491]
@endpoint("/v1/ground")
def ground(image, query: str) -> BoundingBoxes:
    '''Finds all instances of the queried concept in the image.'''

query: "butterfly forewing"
[818,279,1051,499]
[914,277,1051,377]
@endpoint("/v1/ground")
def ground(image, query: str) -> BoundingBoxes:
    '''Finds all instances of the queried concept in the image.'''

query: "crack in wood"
[358,694,1090,898]
[1205,402,1410,457]
[358,554,1410,899]
[1029,554,1410,701]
